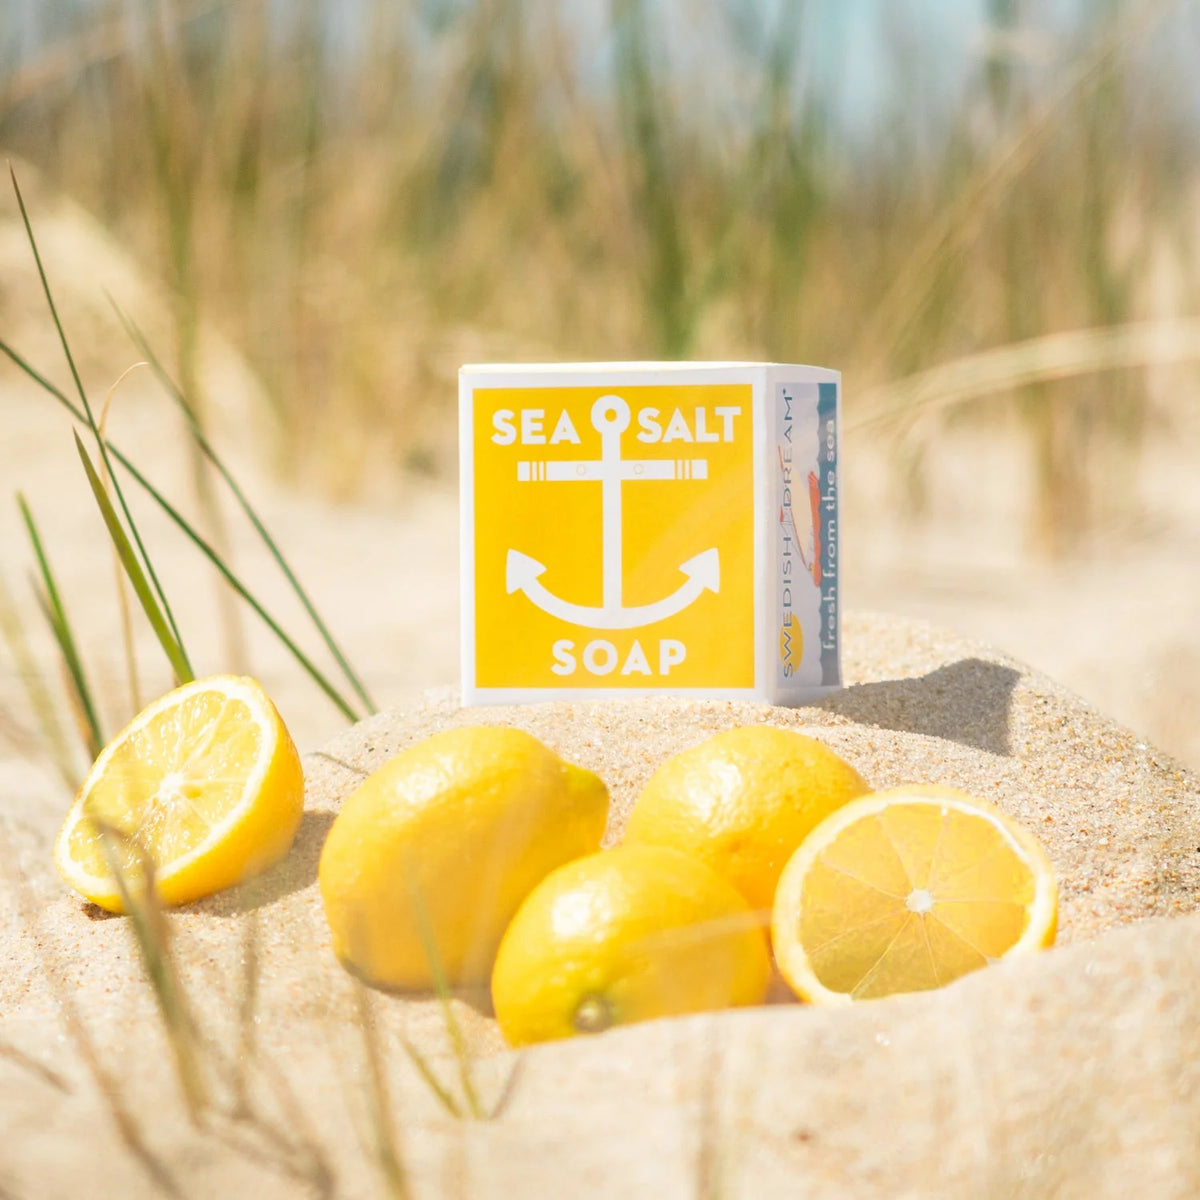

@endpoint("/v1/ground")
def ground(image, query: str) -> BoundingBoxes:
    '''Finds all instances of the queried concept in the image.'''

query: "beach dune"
[2,613,1199,1197]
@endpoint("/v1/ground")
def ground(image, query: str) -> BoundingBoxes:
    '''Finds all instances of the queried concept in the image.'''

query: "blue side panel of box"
[818,382,840,687]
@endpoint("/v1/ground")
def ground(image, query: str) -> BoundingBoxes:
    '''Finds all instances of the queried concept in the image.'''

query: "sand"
[3,612,1200,1198]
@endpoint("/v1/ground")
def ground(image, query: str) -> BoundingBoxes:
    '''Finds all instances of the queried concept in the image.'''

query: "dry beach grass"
[1,182,1198,777]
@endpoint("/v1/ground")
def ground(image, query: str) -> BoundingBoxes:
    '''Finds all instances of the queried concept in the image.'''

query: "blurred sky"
[5,0,1145,143]
[10,0,1199,150]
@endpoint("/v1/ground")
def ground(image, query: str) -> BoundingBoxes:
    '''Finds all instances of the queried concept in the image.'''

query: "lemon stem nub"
[573,994,615,1035]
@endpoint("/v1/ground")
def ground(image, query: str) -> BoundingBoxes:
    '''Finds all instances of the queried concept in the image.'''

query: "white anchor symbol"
[506,394,720,630]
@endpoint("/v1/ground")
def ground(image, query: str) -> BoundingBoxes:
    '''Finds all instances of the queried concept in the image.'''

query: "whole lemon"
[318,725,608,989]
[622,725,869,912]
[491,844,771,1046]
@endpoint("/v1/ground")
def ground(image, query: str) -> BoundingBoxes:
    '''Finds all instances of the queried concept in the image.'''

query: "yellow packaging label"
[460,364,841,704]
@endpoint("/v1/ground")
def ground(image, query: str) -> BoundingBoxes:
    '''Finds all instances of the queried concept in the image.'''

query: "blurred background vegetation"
[1,0,1198,551]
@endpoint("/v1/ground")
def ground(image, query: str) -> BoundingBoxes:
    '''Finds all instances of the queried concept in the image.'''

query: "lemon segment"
[623,725,870,911]
[492,844,771,1047]
[318,725,609,990]
[54,676,304,913]
[772,786,1058,1005]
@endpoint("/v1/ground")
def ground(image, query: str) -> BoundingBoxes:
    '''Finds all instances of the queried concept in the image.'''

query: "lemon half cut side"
[771,786,1058,1006]
[54,675,305,913]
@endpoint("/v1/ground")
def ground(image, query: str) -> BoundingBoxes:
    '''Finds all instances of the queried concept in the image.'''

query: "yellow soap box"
[459,362,840,704]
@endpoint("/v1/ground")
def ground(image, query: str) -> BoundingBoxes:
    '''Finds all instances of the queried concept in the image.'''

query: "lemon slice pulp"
[772,786,1057,1005]
[55,675,304,912]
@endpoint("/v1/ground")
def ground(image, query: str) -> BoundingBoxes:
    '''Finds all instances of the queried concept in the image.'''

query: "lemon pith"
[623,725,870,911]
[54,675,304,912]
[771,786,1058,1006]
[491,844,771,1047]
[318,725,609,990]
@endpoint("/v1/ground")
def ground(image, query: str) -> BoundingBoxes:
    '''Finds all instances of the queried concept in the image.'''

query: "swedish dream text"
[779,388,796,676]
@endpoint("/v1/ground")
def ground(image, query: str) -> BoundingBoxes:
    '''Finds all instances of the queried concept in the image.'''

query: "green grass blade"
[0,338,70,408]
[92,818,208,1122]
[29,585,84,743]
[108,459,362,721]
[0,822,185,1197]
[396,1032,463,1120]
[116,305,378,715]
[8,165,93,430]
[17,495,104,758]
[0,565,79,790]
[405,863,483,1120]
[74,433,195,685]
[352,983,415,1197]
[8,165,189,661]
[0,339,361,722]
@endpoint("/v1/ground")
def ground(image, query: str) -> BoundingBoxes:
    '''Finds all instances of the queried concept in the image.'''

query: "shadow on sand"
[817,657,1021,756]
[191,808,338,917]
[79,809,337,921]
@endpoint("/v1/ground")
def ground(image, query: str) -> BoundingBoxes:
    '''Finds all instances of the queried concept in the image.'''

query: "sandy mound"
[2,612,1199,1198]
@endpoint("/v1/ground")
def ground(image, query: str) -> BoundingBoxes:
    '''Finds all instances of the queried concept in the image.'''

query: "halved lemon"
[771,786,1057,1005]
[54,676,304,912]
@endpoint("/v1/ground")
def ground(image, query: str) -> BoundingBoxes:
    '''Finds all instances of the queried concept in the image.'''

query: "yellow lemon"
[55,675,304,913]
[622,725,870,912]
[318,725,608,990]
[491,844,771,1046]
[772,786,1058,1005]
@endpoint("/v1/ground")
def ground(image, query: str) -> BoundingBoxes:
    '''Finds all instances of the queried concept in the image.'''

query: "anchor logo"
[506,394,720,630]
